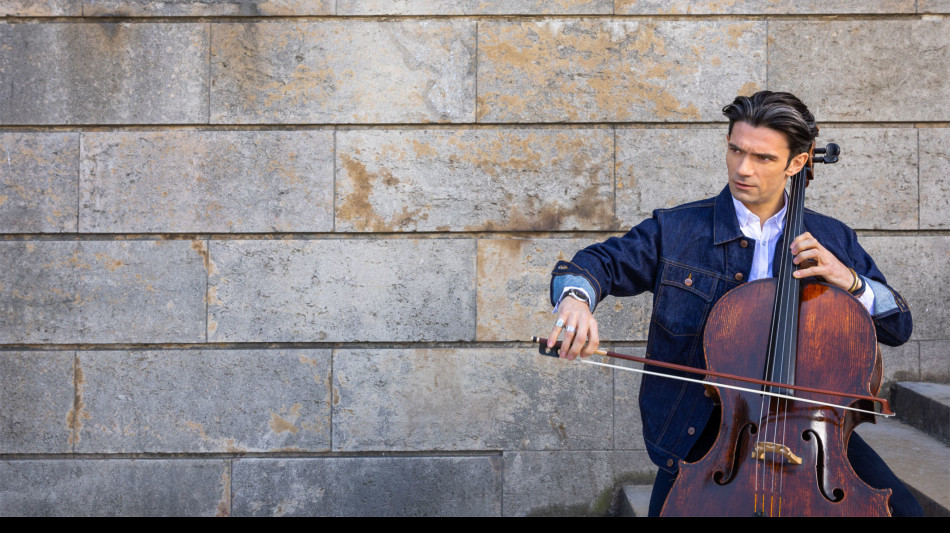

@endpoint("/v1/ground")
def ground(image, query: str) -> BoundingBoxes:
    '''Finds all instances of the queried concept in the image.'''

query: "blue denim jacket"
[550,186,912,473]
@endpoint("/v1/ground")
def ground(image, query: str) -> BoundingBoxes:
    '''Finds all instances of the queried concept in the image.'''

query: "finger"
[792,247,820,265]
[566,317,590,360]
[582,318,600,358]
[559,317,578,358]
[547,317,565,348]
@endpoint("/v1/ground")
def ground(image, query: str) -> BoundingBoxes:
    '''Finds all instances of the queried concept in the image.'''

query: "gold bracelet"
[847,268,862,294]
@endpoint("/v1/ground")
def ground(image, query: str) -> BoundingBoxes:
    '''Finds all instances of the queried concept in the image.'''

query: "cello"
[658,140,894,516]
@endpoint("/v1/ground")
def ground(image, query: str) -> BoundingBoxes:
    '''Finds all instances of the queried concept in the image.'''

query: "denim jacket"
[550,186,912,473]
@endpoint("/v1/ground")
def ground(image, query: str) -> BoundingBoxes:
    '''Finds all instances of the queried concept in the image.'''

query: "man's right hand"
[547,296,599,360]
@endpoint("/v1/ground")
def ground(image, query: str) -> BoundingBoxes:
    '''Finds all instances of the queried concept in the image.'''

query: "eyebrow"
[728,142,779,161]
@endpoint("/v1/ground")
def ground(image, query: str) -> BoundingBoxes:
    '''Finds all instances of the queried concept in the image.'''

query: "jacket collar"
[713,185,744,245]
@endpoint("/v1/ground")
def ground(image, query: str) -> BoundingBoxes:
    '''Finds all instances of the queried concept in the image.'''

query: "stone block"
[208,239,475,342]
[332,348,614,451]
[0,459,230,516]
[920,0,950,13]
[860,236,950,341]
[616,127,918,230]
[476,239,652,343]
[502,450,655,516]
[615,0,915,14]
[0,23,209,125]
[83,0,334,15]
[0,133,79,233]
[612,347,646,450]
[477,20,765,122]
[211,21,476,124]
[920,128,950,229]
[232,456,503,516]
[336,0,612,14]
[797,128,918,230]
[336,128,614,232]
[880,342,921,383]
[80,131,334,233]
[615,128,725,228]
[0,351,74,454]
[0,1,81,16]
[768,20,950,122]
[920,341,950,382]
[74,349,331,453]
[0,240,207,343]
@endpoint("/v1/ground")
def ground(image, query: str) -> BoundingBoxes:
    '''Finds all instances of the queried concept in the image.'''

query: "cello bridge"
[753,442,803,465]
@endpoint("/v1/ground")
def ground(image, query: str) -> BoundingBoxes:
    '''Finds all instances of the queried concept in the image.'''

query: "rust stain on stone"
[0,194,7,207]
[337,154,423,231]
[66,361,88,447]
[216,468,231,517]
[93,253,124,272]
[269,403,303,434]
[738,81,760,96]
[191,240,211,271]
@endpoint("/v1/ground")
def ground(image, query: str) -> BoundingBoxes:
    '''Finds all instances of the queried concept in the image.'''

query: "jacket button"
[667,459,674,467]
[688,427,696,435]
[735,272,744,281]
[684,277,693,287]
[704,389,712,397]
[740,239,749,248]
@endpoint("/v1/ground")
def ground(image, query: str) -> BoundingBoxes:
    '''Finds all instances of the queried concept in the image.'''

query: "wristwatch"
[564,288,590,305]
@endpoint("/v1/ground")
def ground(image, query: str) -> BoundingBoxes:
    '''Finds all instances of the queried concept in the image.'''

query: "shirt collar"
[731,191,788,234]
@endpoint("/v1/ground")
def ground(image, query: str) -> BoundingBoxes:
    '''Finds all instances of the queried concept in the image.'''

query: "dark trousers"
[648,427,924,517]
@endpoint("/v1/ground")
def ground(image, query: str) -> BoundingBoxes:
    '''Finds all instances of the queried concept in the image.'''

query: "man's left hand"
[790,232,854,291]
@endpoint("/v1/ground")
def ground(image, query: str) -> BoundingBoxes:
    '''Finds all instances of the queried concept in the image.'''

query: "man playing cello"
[546,91,922,516]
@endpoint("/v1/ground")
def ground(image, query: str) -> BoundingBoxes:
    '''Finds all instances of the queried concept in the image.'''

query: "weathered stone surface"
[615,128,725,228]
[0,133,79,233]
[920,341,950,382]
[616,127,919,230]
[0,0,81,15]
[920,0,950,13]
[807,128,918,230]
[0,240,207,343]
[84,0,334,15]
[768,20,950,122]
[860,236,950,341]
[208,239,475,342]
[332,348,613,451]
[211,21,476,124]
[0,23,209,125]
[476,239,652,343]
[880,342,921,383]
[0,459,230,516]
[615,0,915,14]
[232,456,502,516]
[80,131,334,233]
[0,351,74,454]
[612,347,646,450]
[74,349,331,453]
[920,128,950,230]
[503,451,655,516]
[477,20,765,123]
[336,129,614,232]
[337,0,611,14]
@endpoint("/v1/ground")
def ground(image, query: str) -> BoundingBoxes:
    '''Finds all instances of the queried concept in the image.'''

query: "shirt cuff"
[551,274,597,313]
[856,275,875,314]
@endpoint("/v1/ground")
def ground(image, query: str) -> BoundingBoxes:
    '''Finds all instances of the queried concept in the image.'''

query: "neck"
[743,194,785,228]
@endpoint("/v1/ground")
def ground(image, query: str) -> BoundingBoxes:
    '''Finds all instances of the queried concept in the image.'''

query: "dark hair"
[722,91,818,163]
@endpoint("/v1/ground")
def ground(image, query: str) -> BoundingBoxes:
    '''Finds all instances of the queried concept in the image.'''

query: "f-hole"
[714,422,757,485]
[803,429,845,502]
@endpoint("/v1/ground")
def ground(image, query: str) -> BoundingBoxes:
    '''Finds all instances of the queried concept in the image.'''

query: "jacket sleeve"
[848,231,913,346]
[550,216,662,311]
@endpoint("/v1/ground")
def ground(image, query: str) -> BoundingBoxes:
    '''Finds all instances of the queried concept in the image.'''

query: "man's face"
[726,121,807,215]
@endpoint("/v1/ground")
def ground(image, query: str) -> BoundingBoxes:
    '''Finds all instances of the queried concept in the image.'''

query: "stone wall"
[1,1,948,516]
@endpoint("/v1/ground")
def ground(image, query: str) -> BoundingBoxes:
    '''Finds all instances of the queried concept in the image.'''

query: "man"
[546,91,920,516]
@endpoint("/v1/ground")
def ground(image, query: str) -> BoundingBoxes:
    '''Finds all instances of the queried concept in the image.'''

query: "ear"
[785,151,809,176]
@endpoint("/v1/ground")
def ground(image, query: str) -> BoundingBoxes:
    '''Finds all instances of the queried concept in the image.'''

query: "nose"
[736,154,754,177]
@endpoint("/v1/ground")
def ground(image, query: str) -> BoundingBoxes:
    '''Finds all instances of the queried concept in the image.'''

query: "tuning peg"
[813,143,840,164]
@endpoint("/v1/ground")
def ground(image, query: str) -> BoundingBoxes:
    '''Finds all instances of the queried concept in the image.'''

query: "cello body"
[660,279,891,516]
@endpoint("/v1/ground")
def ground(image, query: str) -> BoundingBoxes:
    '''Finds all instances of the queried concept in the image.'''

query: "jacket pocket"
[652,262,718,336]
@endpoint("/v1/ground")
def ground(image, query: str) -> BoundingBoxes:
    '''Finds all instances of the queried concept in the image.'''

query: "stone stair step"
[890,382,950,445]
[617,484,652,517]
[857,417,950,517]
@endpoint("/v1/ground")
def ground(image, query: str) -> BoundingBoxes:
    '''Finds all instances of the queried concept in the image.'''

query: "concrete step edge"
[890,381,950,446]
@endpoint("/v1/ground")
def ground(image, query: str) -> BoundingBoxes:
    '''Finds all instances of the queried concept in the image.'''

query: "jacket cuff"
[550,263,598,313]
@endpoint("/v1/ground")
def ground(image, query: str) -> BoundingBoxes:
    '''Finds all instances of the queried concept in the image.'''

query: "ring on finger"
[565,325,576,333]
[555,318,565,328]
